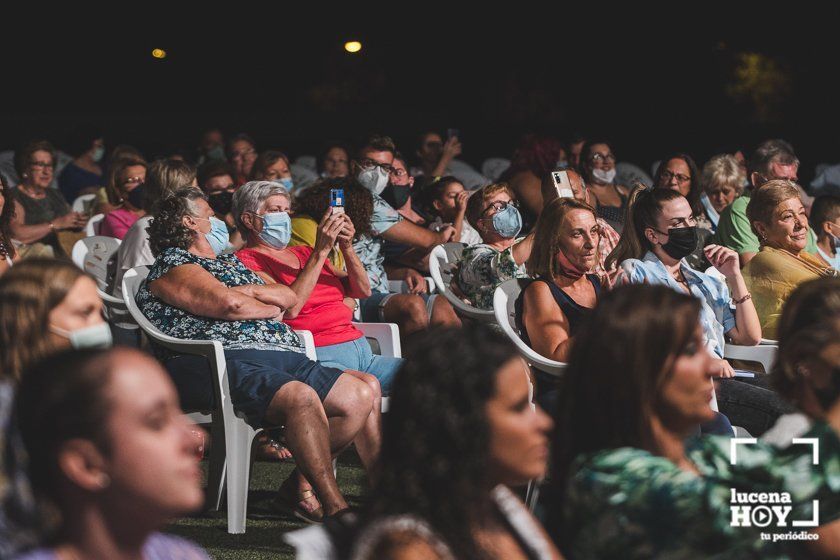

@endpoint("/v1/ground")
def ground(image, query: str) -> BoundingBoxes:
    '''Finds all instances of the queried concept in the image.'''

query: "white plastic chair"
[481,157,511,182]
[122,266,320,534]
[70,237,135,329]
[724,342,777,374]
[85,213,104,236]
[71,193,97,213]
[429,243,496,323]
[493,279,566,377]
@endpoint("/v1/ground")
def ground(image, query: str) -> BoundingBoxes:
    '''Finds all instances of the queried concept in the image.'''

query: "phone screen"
[330,189,345,213]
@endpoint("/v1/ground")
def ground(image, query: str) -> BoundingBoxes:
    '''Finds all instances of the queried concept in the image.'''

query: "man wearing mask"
[345,135,461,335]
[713,139,819,266]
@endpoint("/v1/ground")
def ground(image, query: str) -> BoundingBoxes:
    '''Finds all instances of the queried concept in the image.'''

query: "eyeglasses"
[357,158,395,174]
[122,176,144,186]
[30,161,54,170]
[481,200,518,217]
[589,153,615,164]
[660,170,691,184]
[231,149,256,159]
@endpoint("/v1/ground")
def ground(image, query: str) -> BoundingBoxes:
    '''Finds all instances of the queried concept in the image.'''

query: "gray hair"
[232,181,291,232]
[750,139,799,177]
[701,154,746,197]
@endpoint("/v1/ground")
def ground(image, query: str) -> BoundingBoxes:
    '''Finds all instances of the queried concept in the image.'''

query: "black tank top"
[514,275,601,348]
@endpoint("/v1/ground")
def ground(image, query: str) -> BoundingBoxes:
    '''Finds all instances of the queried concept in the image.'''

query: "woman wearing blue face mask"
[138,186,383,523]
[456,183,535,310]
[251,150,295,192]
[234,181,404,395]
[0,258,112,557]
[57,126,106,203]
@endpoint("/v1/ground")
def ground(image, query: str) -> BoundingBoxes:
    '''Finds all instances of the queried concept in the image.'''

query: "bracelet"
[48,222,55,231]
[733,293,752,305]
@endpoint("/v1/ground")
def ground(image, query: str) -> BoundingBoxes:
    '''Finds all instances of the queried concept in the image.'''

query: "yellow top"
[743,246,832,339]
[289,215,345,271]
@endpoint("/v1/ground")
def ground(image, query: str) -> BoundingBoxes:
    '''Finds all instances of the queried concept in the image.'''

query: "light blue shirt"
[620,252,736,358]
[817,245,840,271]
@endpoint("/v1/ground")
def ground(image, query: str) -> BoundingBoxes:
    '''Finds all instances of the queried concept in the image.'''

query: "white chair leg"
[225,419,258,534]
[206,417,227,511]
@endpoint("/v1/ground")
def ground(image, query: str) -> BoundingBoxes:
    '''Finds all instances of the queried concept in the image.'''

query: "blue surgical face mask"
[258,211,292,249]
[276,177,294,191]
[196,216,230,255]
[490,204,523,239]
[50,322,113,349]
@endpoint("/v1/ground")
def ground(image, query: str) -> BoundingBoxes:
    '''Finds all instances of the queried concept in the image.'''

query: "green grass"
[166,452,368,560]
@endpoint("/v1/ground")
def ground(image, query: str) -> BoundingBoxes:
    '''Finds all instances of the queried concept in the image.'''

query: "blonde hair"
[526,198,597,280]
[746,180,802,240]
[701,154,745,197]
[105,157,147,205]
[465,182,516,230]
[0,259,88,382]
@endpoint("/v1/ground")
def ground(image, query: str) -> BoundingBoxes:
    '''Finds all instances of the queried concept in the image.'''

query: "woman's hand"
[454,190,470,216]
[441,136,462,161]
[337,214,356,249]
[705,245,741,279]
[404,268,428,294]
[53,211,87,231]
[314,209,344,256]
[713,358,735,378]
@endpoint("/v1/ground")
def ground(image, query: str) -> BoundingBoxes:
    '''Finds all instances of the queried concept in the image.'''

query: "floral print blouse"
[137,247,304,356]
[456,239,529,310]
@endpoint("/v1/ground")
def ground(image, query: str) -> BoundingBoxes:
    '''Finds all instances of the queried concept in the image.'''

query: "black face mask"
[208,191,234,215]
[380,184,411,209]
[657,226,698,260]
[126,184,145,209]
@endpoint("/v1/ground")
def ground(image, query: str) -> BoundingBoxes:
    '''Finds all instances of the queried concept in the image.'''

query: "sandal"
[273,473,324,524]
[255,433,293,462]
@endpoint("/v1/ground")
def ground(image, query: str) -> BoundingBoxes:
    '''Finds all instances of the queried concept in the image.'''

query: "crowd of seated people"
[2,127,840,560]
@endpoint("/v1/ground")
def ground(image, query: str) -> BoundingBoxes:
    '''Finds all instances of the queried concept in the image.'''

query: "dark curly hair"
[147,187,207,256]
[353,326,520,560]
[1,175,16,260]
[292,177,373,238]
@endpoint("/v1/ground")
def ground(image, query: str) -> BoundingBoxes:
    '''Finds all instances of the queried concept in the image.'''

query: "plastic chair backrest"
[481,157,511,181]
[72,193,97,213]
[71,236,121,292]
[429,243,496,323]
[86,213,105,236]
[493,279,566,377]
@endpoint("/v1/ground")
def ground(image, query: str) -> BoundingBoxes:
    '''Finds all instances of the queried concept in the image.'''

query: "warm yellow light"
[152,48,167,59]
[344,41,362,54]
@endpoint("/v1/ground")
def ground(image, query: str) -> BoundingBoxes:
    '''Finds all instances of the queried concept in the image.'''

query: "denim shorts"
[358,292,438,322]
[314,335,404,394]
[165,348,343,428]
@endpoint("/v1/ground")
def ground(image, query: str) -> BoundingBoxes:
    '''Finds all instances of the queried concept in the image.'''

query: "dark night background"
[2,4,839,183]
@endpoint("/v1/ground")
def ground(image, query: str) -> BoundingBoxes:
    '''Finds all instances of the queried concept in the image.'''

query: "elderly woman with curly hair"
[235,180,404,394]
[135,186,382,522]
[0,175,18,275]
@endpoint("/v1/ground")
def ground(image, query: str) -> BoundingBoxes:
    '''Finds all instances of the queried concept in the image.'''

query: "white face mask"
[357,166,390,196]
[51,322,113,349]
[591,168,616,184]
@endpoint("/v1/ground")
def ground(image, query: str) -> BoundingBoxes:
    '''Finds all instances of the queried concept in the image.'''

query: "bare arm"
[337,216,372,299]
[149,263,281,320]
[510,232,535,265]
[230,282,298,314]
[9,200,86,244]
[706,245,762,345]
[380,219,455,251]
[522,281,573,362]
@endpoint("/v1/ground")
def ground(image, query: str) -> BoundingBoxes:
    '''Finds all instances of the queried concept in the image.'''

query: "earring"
[21,173,28,179]
[98,473,111,489]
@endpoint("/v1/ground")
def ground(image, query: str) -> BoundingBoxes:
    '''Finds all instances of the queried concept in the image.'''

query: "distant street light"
[344,41,362,54]
[152,48,167,59]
